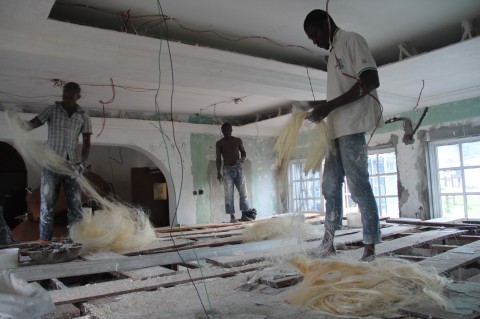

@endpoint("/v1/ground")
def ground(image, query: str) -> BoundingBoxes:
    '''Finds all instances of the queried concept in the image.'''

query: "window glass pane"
[370,177,379,196]
[379,176,386,196]
[466,195,480,218]
[437,144,460,168]
[439,169,463,193]
[378,197,386,215]
[344,194,357,208]
[462,141,480,167]
[368,155,378,175]
[385,197,399,218]
[292,163,303,181]
[441,195,464,218]
[379,152,397,173]
[384,175,398,196]
[377,155,385,174]
[293,182,302,200]
[464,168,480,193]
[306,181,315,198]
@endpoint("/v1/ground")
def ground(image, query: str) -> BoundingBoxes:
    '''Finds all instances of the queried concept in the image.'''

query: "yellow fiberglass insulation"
[274,110,331,180]
[5,109,156,253]
[242,215,320,242]
[287,255,451,318]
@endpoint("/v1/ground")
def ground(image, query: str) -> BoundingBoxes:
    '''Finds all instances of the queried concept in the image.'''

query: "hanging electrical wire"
[54,1,317,56]
[97,77,116,137]
[154,1,214,317]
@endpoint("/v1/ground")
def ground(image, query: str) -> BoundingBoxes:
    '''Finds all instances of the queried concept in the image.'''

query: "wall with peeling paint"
[190,132,278,224]
[369,96,480,218]
[0,110,280,226]
[2,96,479,225]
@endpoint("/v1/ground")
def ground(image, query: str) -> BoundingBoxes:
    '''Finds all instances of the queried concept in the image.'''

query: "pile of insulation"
[288,255,451,317]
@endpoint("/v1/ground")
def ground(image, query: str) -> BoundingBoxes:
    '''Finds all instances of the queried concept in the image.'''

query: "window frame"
[287,159,324,213]
[365,148,399,217]
[428,136,480,219]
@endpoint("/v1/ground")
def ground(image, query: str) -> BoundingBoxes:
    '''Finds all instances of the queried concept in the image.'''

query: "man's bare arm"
[239,139,247,163]
[216,142,223,182]
[25,117,43,131]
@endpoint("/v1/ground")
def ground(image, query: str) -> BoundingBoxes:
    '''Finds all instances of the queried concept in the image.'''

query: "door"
[0,142,27,229]
[131,167,170,227]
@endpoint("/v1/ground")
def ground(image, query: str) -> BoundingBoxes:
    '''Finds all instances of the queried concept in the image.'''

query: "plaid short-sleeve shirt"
[37,103,92,163]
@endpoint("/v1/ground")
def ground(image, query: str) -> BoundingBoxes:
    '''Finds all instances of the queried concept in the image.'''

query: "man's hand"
[72,162,86,179]
[217,173,223,183]
[292,100,313,111]
[240,157,246,164]
[307,100,332,122]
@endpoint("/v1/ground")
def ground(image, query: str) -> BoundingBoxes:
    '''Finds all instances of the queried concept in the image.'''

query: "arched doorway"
[0,142,27,229]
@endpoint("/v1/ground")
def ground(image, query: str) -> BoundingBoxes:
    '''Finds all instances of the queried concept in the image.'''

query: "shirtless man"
[216,123,256,222]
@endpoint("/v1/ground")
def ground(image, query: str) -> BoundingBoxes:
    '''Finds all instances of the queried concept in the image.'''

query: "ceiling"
[1,0,480,133]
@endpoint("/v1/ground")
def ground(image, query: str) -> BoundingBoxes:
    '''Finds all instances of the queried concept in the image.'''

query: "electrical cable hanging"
[154,1,214,317]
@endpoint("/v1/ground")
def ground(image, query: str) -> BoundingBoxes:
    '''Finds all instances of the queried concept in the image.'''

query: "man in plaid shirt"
[27,82,92,241]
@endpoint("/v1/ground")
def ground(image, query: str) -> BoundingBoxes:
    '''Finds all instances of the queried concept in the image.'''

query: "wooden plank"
[344,229,467,260]
[206,225,416,267]
[400,282,480,319]
[418,239,480,274]
[430,244,459,251]
[10,237,292,281]
[467,273,480,282]
[156,224,246,237]
[259,274,303,288]
[82,251,175,279]
[50,263,266,305]
[386,218,479,229]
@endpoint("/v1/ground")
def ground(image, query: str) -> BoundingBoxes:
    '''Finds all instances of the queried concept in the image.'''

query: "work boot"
[230,215,238,223]
[360,244,375,261]
[240,212,253,222]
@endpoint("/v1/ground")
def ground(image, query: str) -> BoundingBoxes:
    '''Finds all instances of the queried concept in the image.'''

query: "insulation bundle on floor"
[274,109,331,179]
[287,255,451,317]
[242,214,320,242]
[5,109,156,253]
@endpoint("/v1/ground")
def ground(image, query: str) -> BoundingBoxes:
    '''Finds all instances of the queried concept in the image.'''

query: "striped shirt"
[37,103,92,163]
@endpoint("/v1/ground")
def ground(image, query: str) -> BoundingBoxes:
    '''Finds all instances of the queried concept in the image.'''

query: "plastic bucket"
[346,213,362,228]
[0,248,19,270]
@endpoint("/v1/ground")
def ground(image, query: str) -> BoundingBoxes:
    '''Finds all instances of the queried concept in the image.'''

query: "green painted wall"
[190,133,218,224]
[376,96,480,134]
[190,132,277,224]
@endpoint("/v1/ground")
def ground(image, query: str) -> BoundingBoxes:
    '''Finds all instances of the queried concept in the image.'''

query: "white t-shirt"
[326,29,383,139]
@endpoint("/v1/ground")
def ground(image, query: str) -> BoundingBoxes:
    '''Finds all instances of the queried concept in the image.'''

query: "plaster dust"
[81,263,423,319]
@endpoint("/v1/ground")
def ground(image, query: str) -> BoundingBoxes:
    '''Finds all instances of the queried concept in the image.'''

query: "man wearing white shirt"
[303,9,383,260]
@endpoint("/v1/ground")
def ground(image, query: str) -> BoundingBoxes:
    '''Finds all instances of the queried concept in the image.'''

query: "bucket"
[346,213,362,228]
[0,248,19,270]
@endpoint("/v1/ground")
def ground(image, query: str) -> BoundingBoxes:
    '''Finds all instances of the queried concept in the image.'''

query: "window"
[288,160,323,212]
[429,138,480,219]
[287,149,399,217]
[368,150,399,218]
[345,150,399,217]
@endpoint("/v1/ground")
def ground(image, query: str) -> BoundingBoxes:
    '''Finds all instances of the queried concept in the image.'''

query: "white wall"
[0,110,279,225]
